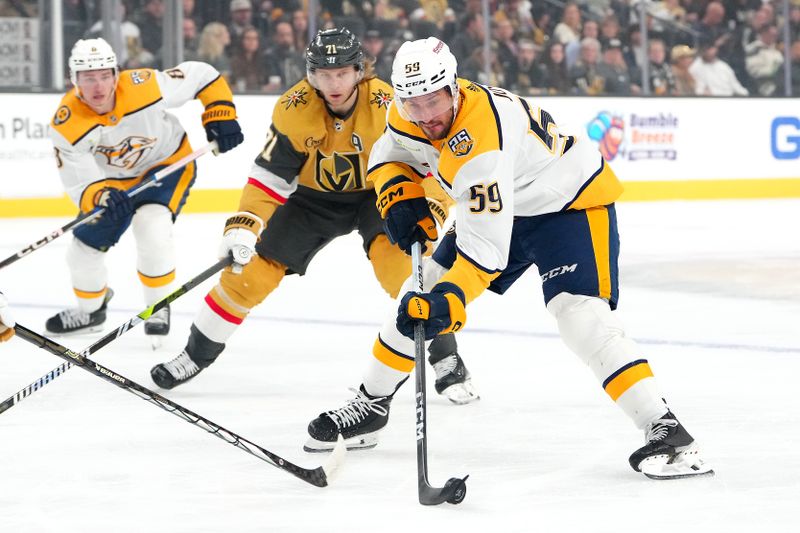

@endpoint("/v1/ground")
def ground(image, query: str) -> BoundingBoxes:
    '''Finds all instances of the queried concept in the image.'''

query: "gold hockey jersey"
[50,62,234,212]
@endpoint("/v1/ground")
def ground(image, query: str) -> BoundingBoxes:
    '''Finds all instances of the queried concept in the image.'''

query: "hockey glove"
[376,176,438,255]
[0,292,15,342]
[94,187,133,222]
[219,211,264,268]
[202,103,244,153]
[397,282,467,340]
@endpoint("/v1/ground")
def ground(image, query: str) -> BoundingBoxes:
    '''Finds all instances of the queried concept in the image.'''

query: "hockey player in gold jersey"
[305,38,713,479]
[45,38,243,344]
[151,28,478,405]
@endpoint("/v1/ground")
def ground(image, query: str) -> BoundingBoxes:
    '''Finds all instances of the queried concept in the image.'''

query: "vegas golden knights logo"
[96,136,157,169]
[315,150,364,191]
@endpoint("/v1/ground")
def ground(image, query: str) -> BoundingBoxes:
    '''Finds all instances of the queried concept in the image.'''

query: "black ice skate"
[629,411,714,480]
[150,350,201,389]
[430,352,479,405]
[304,385,393,452]
[45,289,114,336]
[144,305,170,349]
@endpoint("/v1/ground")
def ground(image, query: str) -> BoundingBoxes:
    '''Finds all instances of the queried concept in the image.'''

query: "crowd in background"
[3,0,799,96]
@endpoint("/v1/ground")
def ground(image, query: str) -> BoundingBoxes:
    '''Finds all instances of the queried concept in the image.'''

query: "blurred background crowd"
[2,0,798,96]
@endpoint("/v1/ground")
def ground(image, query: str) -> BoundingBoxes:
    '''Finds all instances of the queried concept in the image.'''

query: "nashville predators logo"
[447,129,474,157]
[315,150,364,191]
[130,70,152,84]
[369,89,392,109]
[95,136,157,169]
[465,83,481,92]
[281,88,309,109]
[53,105,71,125]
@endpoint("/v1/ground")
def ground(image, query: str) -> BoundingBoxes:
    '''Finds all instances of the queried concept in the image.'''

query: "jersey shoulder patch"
[50,92,100,145]
[366,77,393,110]
[271,79,325,142]
[116,68,163,115]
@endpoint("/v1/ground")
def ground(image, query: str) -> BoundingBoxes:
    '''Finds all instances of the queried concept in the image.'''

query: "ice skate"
[150,350,202,390]
[430,352,479,405]
[304,385,393,452]
[45,289,114,336]
[629,411,714,480]
[144,305,170,349]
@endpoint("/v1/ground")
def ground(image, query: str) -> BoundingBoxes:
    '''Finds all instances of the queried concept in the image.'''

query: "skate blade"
[640,446,715,480]
[440,380,480,405]
[45,325,104,337]
[303,433,379,453]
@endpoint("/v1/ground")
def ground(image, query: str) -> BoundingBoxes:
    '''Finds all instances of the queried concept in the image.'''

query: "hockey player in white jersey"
[0,292,14,343]
[305,38,713,480]
[45,38,243,342]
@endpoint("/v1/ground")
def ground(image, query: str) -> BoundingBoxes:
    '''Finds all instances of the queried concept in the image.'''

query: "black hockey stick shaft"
[411,243,468,506]
[0,142,217,271]
[12,322,334,487]
[0,256,231,416]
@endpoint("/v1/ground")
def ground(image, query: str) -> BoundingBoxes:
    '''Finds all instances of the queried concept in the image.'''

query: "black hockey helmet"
[305,27,365,73]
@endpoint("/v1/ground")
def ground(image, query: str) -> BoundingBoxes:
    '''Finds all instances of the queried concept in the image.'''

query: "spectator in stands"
[670,44,697,95]
[496,0,537,40]
[228,0,256,53]
[553,2,582,46]
[512,38,547,95]
[597,38,635,95]
[183,17,200,61]
[646,38,677,95]
[449,12,486,66]
[745,25,784,96]
[266,20,305,89]
[197,22,232,80]
[624,25,646,71]
[461,43,506,86]
[690,41,749,95]
[230,26,275,92]
[777,39,800,95]
[566,18,599,68]
[599,13,622,49]
[291,9,309,51]
[85,3,141,67]
[693,1,735,62]
[363,29,392,82]
[791,6,800,42]
[183,0,202,29]
[132,0,164,57]
[493,16,520,86]
[570,37,605,95]
[541,41,571,94]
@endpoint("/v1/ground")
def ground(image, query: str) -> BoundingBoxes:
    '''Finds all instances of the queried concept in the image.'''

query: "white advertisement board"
[0,92,798,201]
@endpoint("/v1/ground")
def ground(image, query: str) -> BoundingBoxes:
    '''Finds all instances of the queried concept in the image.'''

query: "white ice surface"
[0,199,798,533]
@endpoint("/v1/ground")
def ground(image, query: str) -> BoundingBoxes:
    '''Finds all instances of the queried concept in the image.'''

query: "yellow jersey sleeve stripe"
[372,335,416,373]
[585,206,613,300]
[437,251,501,304]
[195,75,234,107]
[138,269,177,288]
[603,360,654,401]
[475,83,504,150]
[564,157,624,211]
[367,162,425,192]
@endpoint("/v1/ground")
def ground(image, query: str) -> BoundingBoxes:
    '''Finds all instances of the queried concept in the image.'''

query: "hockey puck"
[444,476,467,504]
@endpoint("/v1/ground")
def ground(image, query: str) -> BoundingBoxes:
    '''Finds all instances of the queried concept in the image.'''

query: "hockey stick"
[12,322,346,487]
[0,141,218,271]
[410,242,468,505]
[0,256,231,415]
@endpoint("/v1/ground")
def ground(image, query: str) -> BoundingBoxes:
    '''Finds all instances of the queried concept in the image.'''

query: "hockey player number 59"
[468,182,503,213]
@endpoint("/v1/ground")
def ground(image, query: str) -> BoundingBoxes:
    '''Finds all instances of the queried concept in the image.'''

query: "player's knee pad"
[369,234,411,298]
[219,254,285,310]
[132,204,174,273]
[547,292,638,375]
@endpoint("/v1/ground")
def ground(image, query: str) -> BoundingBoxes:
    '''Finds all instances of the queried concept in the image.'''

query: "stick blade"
[321,434,347,484]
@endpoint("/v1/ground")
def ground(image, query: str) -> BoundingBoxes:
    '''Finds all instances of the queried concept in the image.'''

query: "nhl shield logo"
[448,129,474,157]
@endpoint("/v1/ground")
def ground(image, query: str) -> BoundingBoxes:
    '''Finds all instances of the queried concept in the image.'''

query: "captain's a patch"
[448,129,474,157]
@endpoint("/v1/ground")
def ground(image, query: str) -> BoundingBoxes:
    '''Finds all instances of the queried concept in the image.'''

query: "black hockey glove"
[376,176,438,255]
[202,103,244,153]
[94,187,133,222]
[396,282,467,340]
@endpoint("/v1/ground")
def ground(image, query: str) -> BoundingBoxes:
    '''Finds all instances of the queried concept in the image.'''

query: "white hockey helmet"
[68,38,118,88]
[390,37,459,123]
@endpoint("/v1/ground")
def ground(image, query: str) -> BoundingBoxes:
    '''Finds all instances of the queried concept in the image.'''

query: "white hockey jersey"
[367,79,623,302]
[50,62,234,213]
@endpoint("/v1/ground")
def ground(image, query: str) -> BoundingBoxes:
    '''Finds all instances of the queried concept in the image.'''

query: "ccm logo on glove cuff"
[406,295,431,320]
[376,181,426,217]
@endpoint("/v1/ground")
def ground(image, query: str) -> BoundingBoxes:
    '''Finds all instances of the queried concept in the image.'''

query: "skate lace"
[147,307,169,325]
[432,354,458,380]
[57,309,92,329]
[646,418,679,442]
[327,387,388,430]
[164,351,199,380]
